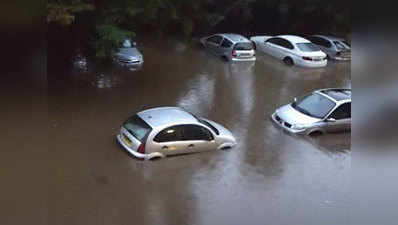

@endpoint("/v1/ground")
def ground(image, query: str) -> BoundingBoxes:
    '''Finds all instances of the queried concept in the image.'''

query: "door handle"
[162,146,168,150]
[188,144,195,148]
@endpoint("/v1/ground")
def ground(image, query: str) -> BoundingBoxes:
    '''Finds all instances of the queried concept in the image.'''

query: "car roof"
[220,33,250,43]
[277,35,311,44]
[315,88,351,102]
[137,107,198,128]
[311,35,345,42]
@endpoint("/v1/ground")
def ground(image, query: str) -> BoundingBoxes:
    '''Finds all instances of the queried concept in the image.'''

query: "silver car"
[117,107,237,160]
[271,88,351,135]
[306,35,351,61]
[114,39,144,66]
[200,33,256,62]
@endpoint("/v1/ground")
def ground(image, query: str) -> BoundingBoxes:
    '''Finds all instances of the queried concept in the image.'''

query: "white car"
[250,35,327,68]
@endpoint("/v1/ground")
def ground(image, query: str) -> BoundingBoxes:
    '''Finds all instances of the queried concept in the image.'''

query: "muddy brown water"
[2,42,350,225]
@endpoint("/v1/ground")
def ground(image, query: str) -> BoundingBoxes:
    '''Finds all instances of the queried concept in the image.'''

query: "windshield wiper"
[296,106,314,117]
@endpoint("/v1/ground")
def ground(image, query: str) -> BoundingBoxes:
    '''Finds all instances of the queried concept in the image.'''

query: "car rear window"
[123,115,152,141]
[296,43,320,52]
[233,42,253,51]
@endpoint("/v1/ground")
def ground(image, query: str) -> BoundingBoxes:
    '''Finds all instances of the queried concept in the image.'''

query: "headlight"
[291,124,307,130]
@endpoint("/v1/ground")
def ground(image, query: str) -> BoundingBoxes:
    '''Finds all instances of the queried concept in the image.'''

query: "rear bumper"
[117,135,149,159]
[296,59,327,68]
[231,56,256,62]
[270,113,306,134]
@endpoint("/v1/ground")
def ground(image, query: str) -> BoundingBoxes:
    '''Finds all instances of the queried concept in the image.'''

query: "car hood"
[117,48,142,58]
[276,104,322,125]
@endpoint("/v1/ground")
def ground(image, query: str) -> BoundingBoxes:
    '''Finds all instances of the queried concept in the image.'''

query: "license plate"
[122,134,132,145]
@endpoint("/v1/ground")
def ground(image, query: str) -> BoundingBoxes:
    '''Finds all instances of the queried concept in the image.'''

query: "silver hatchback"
[200,33,256,62]
[117,107,237,160]
[271,88,351,135]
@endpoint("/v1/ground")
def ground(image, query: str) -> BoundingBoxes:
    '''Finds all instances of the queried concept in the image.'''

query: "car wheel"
[309,130,323,137]
[283,57,294,66]
[222,55,229,62]
[220,145,232,150]
[148,156,162,161]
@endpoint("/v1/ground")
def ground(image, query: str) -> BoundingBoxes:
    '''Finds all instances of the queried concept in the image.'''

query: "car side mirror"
[326,118,336,122]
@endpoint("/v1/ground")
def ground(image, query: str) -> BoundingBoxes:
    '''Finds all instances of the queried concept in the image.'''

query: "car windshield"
[296,43,320,52]
[291,93,336,119]
[233,42,253,51]
[342,40,351,47]
[123,115,152,141]
[334,41,350,50]
[187,112,220,135]
[121,39,135,48]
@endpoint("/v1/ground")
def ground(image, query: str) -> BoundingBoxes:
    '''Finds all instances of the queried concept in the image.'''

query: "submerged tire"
[309,130,323,137]
[283,57,294,66]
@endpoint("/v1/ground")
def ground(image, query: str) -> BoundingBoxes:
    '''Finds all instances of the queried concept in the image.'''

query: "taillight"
[232,50,237,57]
[302,56,312,61]
[137,141,146,154]
[251,41,256,50]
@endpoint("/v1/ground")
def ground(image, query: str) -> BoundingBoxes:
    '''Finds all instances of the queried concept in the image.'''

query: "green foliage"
[47,1,94,26]
[94,24,135,59]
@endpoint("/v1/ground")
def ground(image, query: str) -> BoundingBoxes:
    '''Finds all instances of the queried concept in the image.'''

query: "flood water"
[2,39,350,225]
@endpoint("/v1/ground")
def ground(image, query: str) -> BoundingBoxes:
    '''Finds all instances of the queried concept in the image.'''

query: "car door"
[152,125,187,155]
[205,35,223,55]
[180,125,217,153]
[264,38,279,57]
[324,102,351,132]
[276,38,295,59]
[219,38,233,57]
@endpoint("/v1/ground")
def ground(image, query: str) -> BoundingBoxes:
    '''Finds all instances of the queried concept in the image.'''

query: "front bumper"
[117,135,149,159]
[270,113,306,134]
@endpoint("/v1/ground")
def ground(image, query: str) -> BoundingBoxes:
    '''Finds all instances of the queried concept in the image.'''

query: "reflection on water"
[177,73,215,115]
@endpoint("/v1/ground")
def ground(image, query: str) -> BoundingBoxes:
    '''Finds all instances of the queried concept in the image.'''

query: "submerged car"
[271,88,351,135]
[114,39,144,66]
[117,107,237,160]
[306,35,351,61]
[200,33,256,62]
[250,35,327,67]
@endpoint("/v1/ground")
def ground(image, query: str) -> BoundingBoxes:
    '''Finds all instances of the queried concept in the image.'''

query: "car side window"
[207,35,223,45]
[280,39,294,49]
[266,38,279,45]
[310,37,332,48]
[308,36,321,45]
[221,38,233,48]
[154,126,183,142]
[329,103,351,120]
[181,125,214,141]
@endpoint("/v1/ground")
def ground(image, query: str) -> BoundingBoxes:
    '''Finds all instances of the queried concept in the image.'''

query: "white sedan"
[250,35,327,68]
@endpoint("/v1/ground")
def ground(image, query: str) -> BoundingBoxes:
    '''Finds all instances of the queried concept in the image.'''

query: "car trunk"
[302,51,327,61]
[121,115,152,152]
[232,42,255,59]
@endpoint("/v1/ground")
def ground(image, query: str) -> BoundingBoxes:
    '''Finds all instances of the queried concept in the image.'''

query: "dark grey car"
[114,39,144,66]
[200,33,256,62]
[307,35,351,61]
